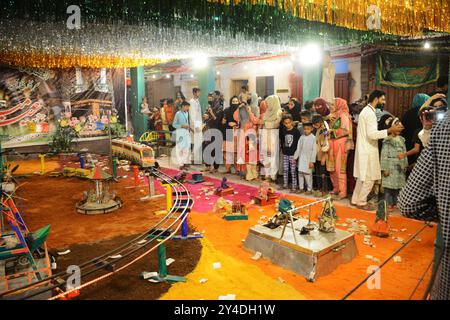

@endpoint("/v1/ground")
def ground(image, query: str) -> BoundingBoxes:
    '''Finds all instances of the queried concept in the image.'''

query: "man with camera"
[398,94,449,300]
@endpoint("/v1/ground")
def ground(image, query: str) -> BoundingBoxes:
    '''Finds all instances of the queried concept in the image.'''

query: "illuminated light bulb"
[192,54,209,69]
[190,74,194,78]
[424,41,431,49]
[296,43,322,67]
[166,74,171,79]
[152,74,156,79]
[216,71,220,75]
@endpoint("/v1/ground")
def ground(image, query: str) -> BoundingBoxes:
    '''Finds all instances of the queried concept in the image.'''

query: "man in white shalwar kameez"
[189,87,203,164]
[352,90,403,210]
[320,51,335,104]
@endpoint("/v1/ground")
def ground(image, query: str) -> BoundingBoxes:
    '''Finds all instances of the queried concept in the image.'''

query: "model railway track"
[0,168,194,300]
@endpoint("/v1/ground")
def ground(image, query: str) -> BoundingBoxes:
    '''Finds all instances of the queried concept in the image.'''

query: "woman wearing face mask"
[222,96,240,174]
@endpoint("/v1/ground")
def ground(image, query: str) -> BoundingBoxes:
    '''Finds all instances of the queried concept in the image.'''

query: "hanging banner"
[376,52,439,89]
[0,66,125,146]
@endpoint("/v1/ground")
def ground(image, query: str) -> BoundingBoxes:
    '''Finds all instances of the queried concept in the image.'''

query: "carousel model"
[76,165,122,215]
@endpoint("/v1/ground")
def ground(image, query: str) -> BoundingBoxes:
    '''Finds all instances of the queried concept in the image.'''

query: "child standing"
[172,101,192,170]
[297,110,312,136]
[380,117,407,209]
[294,122,317,194]
[280,115,301,191]
[312,115,330,197]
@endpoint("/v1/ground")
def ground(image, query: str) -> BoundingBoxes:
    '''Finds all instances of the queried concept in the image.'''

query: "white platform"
[244,218,358,280]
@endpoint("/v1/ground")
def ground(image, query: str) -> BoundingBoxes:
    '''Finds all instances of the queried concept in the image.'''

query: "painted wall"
[215,57,294,106]
[147,48,363,109]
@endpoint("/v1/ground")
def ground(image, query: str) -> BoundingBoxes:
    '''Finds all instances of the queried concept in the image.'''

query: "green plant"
[107,122,126,138]
[49,125,77,154]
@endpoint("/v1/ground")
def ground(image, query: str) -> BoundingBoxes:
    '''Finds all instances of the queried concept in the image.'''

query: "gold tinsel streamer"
[210,0,450,36]
[0,52,164,69]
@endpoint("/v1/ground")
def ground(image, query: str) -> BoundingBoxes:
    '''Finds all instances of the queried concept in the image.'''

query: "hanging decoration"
[0,0,447,69]
[209,0,450,36]
[376,52,440,89]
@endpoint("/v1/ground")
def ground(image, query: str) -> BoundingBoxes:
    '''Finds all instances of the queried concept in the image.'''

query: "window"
[256,76,274,97]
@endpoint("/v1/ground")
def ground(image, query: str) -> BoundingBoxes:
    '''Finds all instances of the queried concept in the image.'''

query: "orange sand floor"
[162,195,436,300]
[8,158,436,300]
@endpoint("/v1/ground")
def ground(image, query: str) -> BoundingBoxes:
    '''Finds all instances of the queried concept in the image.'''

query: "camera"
[423,106,448,122]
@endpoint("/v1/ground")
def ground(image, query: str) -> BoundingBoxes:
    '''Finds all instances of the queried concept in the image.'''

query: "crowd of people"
[141,80,448,213]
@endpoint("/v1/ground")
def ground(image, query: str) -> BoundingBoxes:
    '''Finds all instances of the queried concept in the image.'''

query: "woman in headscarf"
[313,98,331,117]
[286,98,301,122]
[327,98,352,199]
[222,96,240,174]
[260,95,283,182]
[202,92,224,173]
[401,93,429,164]
[233,101,259,180]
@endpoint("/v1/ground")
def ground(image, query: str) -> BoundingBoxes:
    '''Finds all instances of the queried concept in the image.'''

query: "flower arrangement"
[49,112,78,154]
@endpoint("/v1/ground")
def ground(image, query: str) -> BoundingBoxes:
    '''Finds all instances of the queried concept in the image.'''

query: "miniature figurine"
[318,200,338,233]
[214,177,234,196]
[254,181,278,205]
[174,171,187,183]
[214,197,232,215]
[264,199,293,229]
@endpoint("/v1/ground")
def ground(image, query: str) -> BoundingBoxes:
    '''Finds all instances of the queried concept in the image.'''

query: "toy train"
[111,138,157,168]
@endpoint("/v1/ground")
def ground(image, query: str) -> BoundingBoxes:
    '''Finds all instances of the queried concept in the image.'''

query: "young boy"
[172,101,192,170]
[280,115,301,191]
[294,122,317,194]
[312,115,330,197]
[298,110,312,136]
[380,116,408,210]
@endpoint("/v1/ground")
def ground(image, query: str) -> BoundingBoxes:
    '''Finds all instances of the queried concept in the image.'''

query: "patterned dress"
[380,135,408,189]
[398,114,450,300]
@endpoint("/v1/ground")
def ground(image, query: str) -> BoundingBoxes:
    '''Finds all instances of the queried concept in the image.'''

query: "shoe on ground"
[305,191,313,195]
[313,190,322,197]
[356,204,376,211]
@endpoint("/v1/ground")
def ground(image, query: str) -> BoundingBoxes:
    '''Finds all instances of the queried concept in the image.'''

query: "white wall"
[331,45,362,103]
[173,48,363,107]
[215,57,294,106]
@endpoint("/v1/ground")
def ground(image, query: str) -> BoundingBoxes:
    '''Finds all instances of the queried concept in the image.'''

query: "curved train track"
[0,167,194,300]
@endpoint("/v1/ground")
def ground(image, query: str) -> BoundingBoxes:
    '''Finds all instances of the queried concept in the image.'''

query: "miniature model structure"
[187,173,205,185]
[318,200,338,233]
[112,137,156,168]
[253,181,279,205]
[245,198,357,281]
[1,192,52,298]
[214,197,248,220]
[76,165,122,214]
[214,177,234,196]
